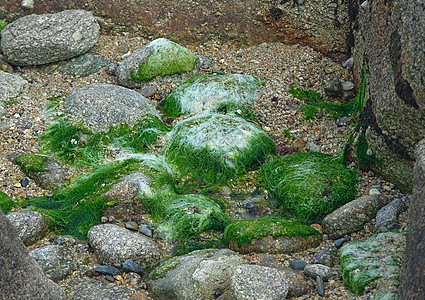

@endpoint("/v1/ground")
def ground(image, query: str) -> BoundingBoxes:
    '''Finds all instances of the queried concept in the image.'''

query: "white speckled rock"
[0,10,99,66]
[6,211,48,246]
[87,224,161,269]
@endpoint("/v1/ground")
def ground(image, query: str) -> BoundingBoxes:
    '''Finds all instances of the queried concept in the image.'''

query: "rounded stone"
[6,211,48,246]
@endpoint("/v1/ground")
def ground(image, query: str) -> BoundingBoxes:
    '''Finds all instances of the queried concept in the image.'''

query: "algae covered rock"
[144,190,231,241]
[339,232,405,297]
[163,112,275,184]
[222,216,322,254]
[0,191,13,214]
[116,38,200,88]
[163,74,263,117]
[261,152,358,223]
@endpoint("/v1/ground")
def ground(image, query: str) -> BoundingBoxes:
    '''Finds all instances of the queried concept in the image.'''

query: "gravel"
[0,34,409,299]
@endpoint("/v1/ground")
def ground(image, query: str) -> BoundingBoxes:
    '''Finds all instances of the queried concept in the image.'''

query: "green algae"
[290,68,367,120]
[221,216,321,248]
[23,155,174,240]
[0,191,14,214]
[130,38,199,83]
[163,112,275,185]
[15,154,48,173]
[150,258,180,280]
[163,74,263,118]
[339,232,405,296]
[261,152,358,224]
[143,188,231,241]
[40,114,171,166]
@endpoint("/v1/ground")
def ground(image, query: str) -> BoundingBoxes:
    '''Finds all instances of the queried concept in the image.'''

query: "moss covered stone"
[163,112,275,184]
[163,74,263,117]
[143,188,231,241]
[261,152,358,224]
[340,232,405,296]
[0,191,13,214]
[129,38,199,83]
[15,154,48,173]
[222,216,322,254]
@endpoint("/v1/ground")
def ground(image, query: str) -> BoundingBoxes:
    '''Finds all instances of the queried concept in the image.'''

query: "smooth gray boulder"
[149,249,243,300]
[0,209,66,299]
[116,38,200,88]
[87,224,161,269]
[322,194,392,239]
[229,265,289,300]
[0,10,99,66]
[63,83,160,133]
[29,245,78,282]
[68,277,131,300]
[303,263,338,282]
[0,70,28,105]
[6,210,48,246]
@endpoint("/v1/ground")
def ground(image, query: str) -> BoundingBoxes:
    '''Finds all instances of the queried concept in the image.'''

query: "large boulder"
[116,38,200,88]
[399,139,425,298]
[0,209,66,299]
[149,249,243,300]
[163,112,275,184]
[348,0,425,192]
[0,10,99,66]
[87,224,161,269]
[62,83,160,133]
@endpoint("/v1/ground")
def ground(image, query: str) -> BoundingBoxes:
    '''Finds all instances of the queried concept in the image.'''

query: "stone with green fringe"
[221,216,322,254]
[163,112,275,185]
[163,74,263,117]
[261,152,358,224]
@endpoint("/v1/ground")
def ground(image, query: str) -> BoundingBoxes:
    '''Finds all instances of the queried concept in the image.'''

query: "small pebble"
[19,177,30,187]
[101,216,109,223]
[316,275,325,296]
[369,188,381,195]
[366,148,373,156]
[236,53,243,58]
[334,238,349,249]
[125,221,139,231]
[139,224,153,237]
[290,260,308,270]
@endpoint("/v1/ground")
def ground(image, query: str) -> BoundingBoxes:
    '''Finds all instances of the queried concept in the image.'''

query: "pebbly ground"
[0,34,409,299]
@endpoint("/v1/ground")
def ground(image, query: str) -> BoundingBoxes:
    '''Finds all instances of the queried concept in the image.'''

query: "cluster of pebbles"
[0,34,408,299]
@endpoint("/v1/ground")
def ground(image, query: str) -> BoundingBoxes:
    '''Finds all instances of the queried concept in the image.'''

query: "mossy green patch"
[150,258,180,280]
[143,188,231,241]
[290,68,367,120]
[163,112,275,185]
[15,154,48,173]
[339,232,405,296]
[0,20,7,42]
[163,74,263,118]
[130,38,199,83]
[40,114,171,166]
[23,155,174,240]
[221,216,321,248]
[261,152,358,223]
[0,191,14,214]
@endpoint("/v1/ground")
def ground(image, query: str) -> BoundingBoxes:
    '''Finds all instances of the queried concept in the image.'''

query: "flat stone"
[290,260,308,271]
[303,264,337,281]
[375,198,408,233]
[122,259,144,276]
[94,265,122,276]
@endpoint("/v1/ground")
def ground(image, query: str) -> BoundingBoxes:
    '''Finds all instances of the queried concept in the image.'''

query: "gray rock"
[14,154,71,190]
[303,264,337,281]
[316,275,325,296]
[123,259,144,276]
[94,265,122,276]
[0,210,66,299]
[229,265,289,300]
[63,83,160,133]
[0,10,99,66]
[87,224,161,269]
[0,70,28,105]
[334,237,349,249]
[342,57,353,70]
[290,260,308,271]
[116,38,200,89]
[29,245,78,282]
[375,198,408,233]
[105,62,117,75]
[322,194,392,239]
[336,116,352,127]
[307,142,321,152]
[139,224,153,237]
[149,249,242,300]
[324,78,342,97]
[68,277,131,300]
[6,211,48,246]
[140,85,158,98]
[310,246,338,267]
[125,221,139,231]
[198,55,213,69]
[39,53,111,77]
[342,81,355,91]
[124,272,142,285]
[21,0,34,10]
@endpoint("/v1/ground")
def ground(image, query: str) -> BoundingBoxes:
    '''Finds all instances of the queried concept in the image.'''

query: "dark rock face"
[399,139,425,299]
[0,210,66,299]
[349,0,425,192]
[0,0,349,57]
